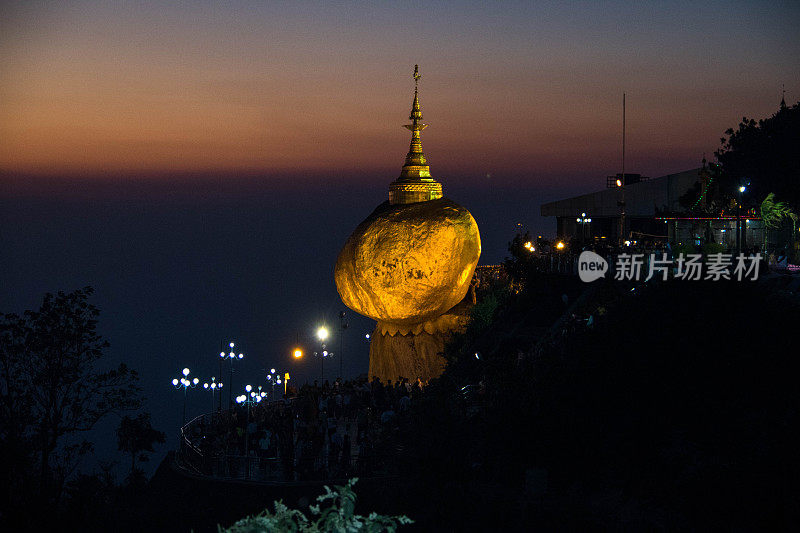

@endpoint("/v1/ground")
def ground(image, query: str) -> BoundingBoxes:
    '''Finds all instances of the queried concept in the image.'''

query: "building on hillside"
[540,168,765,248]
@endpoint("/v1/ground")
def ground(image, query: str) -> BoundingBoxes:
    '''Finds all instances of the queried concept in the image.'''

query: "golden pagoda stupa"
[334,65,481,383]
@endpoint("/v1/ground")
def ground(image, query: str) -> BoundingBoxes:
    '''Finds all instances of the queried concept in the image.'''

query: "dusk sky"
[1,1,798,474]
[2,1,798,183]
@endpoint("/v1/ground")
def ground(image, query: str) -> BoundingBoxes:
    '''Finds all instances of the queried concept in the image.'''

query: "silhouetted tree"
[0,287,141,514]
[0,310,37,515]
[715,101,800,209]
[117,412,165,483]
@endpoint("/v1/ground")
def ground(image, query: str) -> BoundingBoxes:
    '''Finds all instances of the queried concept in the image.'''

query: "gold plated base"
[368,326,448,383]
[388,180,443,204]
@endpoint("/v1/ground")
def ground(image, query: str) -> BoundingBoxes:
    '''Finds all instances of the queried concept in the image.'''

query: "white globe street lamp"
[234,385,267,478]
[220,341,244,409]
[267,368,279,399]
[314,326,334,385]
[172,368,199,425]
[202,376,223,416]
[577,212,592,242]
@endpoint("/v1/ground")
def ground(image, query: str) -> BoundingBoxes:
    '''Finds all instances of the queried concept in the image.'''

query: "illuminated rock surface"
[334,198,480,326]
[334,65,481,382]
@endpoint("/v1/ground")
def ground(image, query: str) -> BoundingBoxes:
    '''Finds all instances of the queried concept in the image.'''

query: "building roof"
[540,168,701,218]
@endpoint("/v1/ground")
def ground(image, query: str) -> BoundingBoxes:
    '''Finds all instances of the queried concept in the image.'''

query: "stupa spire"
[388,65,443,204]
[400,65,432,179]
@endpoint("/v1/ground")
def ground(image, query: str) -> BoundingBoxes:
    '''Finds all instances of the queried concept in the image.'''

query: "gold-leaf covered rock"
[335,197,481,325]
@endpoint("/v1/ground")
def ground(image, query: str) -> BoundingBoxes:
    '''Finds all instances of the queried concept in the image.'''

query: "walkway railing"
[176,404,395,483]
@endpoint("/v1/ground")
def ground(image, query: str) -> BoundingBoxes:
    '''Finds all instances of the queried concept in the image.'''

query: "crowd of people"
[180,376,427,481]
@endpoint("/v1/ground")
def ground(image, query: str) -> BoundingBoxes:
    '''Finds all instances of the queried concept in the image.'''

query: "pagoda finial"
[399,64,431,180]
[409,65,423,126]
[781,84,787,109]
[388,64,443,204]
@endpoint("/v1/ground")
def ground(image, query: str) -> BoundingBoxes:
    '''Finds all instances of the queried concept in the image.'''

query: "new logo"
[578,251,609,282]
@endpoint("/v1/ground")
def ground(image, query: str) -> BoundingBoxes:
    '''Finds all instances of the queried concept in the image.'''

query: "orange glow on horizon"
[1,2,795,182]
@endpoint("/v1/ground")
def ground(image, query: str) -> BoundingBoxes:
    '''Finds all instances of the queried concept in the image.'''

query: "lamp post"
[202,377,223,418]
[290,347,303,395]
[266,368,277,399]
[738,185,747,254]
[172,368,199,425]
[338,312,348,380]
[235,385,266,479]
[315,326,332,384]
[618,92,627,247]
[576,212,592,244]
[220,341,244,409]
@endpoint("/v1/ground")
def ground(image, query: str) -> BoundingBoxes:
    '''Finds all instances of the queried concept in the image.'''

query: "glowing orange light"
[556,241,565,250]
[293,348,303,359]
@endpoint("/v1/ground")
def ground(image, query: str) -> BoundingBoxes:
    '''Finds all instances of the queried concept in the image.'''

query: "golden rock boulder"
[335,197,481,326]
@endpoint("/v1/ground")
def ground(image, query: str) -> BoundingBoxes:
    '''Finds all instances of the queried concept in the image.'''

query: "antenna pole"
[619,92,626,246]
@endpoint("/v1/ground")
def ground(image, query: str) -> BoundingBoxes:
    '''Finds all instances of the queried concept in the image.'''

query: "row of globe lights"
[172,369,277,427]
[236,383,267,405]
[173,326,366,428]
[179,342,282,415]
[170,342,239,430]
[171,368,227,424]
[221,341,289,402]
[170,341,265,430]
[235,384,267,476]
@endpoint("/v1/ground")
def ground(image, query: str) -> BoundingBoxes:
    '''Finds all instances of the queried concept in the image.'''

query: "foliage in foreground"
[218,478,413,533]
